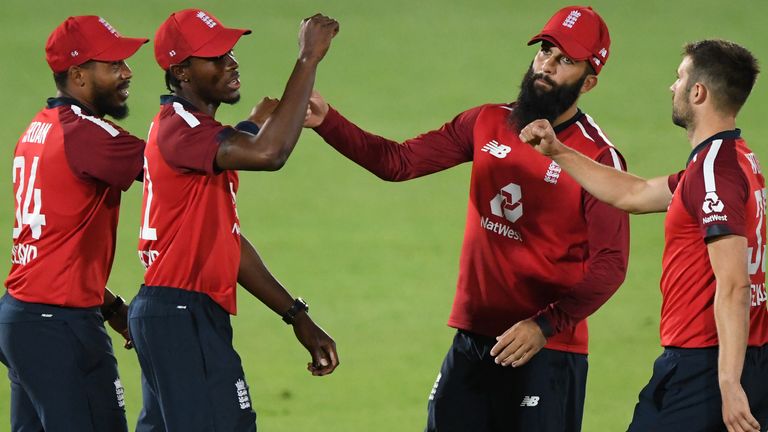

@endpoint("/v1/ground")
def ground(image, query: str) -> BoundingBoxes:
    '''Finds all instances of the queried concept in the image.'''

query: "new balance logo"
[482,140,511,159]
[520,395,540,407]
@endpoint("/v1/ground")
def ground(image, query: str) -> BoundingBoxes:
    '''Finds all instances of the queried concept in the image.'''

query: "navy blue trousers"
[129,285,257,432]
[426,330,588,432]
[628,346,768,432]
[0,293,127,432]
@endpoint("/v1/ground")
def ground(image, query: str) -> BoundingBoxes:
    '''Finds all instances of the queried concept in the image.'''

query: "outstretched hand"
[304,90,329,128]
[489,318,546,367]
[292,312,339,376]
[518,119,561,157]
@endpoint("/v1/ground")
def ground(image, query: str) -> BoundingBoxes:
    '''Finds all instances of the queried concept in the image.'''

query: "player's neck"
[56,89,102,118]
[552,104,578,128]
[173,90,220,117]
[687,111,737,148]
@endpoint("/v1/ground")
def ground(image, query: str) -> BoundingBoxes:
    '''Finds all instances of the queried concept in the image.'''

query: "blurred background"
[0,0,765,430]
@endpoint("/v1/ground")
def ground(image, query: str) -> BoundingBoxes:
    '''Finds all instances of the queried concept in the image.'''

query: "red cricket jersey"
[315,104,629,354]
[661,130,768,347]
[138,96,241,314]
[5,97,144,307]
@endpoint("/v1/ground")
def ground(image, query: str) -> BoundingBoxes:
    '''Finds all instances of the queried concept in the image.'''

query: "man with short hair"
[521,39,767,432]
[0,15,147,432]
[129,9,340,431]
[305,6,628,431]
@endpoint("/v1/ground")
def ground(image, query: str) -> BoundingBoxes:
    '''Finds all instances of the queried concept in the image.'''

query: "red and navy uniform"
[0,97,144,432]
[314,103,629,432]
[138,95,241,314]
[129,95,256,432]
[629,130,768,431]
[6,97,143,307]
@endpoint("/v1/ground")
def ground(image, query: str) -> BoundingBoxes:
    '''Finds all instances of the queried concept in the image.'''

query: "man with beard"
[0,16,147,432]
[130,9,340,431]
[303,5,628,432]
[521,39,767,432]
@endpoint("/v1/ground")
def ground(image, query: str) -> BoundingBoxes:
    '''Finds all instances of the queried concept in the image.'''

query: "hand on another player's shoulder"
[298,13,339,64]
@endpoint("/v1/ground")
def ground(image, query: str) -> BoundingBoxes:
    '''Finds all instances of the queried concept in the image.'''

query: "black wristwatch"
[101,295,125,322]
[281,298,308,325]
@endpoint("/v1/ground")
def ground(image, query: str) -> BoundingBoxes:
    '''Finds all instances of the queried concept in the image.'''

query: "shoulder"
[57,104,130,140]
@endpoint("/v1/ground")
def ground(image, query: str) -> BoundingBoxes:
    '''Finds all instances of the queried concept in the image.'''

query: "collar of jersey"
[686,129,741,165]
[46,97,96,116]
[552,109,584,134]
[160,94,200,112]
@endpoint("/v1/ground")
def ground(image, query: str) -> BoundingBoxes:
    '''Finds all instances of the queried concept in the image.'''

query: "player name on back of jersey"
[21,122,53,144]
[11,243,37,266]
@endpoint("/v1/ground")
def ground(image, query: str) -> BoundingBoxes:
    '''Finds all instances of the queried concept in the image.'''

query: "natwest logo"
[702,191,724,214]
[490,183,523,223]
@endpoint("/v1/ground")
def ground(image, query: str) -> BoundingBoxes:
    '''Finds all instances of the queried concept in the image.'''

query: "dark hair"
[165,59,190,93]
[53,71,68,89]
[684,39,760,114]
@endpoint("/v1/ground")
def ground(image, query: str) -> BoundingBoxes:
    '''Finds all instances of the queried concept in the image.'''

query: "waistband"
[137,285,215,304]
[0,292,101,321]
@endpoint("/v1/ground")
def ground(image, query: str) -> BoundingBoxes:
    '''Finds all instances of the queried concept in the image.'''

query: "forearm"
[255,59,318,165]
[237,234,295,315]
[715,281,751,386]
[553,146,667,214]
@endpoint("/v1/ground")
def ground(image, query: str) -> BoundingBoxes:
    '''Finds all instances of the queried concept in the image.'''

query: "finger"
[511,349,533,367]
[500,343,529,366]
[741,412,761,431]
[490,335,512,356]
[494,339,524,364]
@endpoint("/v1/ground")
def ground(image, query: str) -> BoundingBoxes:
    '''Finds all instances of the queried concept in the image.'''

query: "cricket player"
[129,9,340,431]
[305,6,628,432]
[0,15,147,432]
[521,39,768,432]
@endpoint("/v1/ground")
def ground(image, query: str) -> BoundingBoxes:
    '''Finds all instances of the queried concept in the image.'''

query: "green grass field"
[0,0,766,430]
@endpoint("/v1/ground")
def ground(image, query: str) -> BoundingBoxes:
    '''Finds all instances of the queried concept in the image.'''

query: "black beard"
[222,94,241,105]
[92,84,128,120]
[512,67,586,132]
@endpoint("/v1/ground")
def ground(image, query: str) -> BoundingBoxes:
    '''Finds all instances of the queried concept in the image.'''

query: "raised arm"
[215,14,339,171]
[237,234,338,376]
[306,91,477,181]
[520,119,672,214]
[708,235,761,432]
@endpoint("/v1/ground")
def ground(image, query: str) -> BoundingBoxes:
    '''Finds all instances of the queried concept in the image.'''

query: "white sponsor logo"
[138,250,159,269]
[701,191,724,214]
[490,183,523,223]
[480,216,523,242]
[169,50,177,57]
[562,10,581,28]
[428,372,441,401]
[196,11,217,28]
[114,379,125,408]
[599,48,608,58]
[235,379,251,410]
[481,140,511,159]
[544,161,561,184]
[702,214,728,224]
[520,395,540,407]
[71,50,79,58]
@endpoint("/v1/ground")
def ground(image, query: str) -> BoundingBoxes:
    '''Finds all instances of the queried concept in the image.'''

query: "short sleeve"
[668,170,685,193]
[157,102,235,175]
[681,144,749,239]
[61,106,145,191]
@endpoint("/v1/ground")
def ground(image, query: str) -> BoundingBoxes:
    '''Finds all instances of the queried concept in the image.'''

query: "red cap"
[528,6,611,74]
[45,16,148,73]
[154,9,251,70]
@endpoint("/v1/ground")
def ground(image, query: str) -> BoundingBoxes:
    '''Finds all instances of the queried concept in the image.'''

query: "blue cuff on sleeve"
[235,120,260,135]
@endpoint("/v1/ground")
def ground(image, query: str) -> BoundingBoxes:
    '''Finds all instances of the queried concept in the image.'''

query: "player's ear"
[580,74,598,94]
[691,82,708,105]
[69,65,87,88]
[169,63,189,84]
